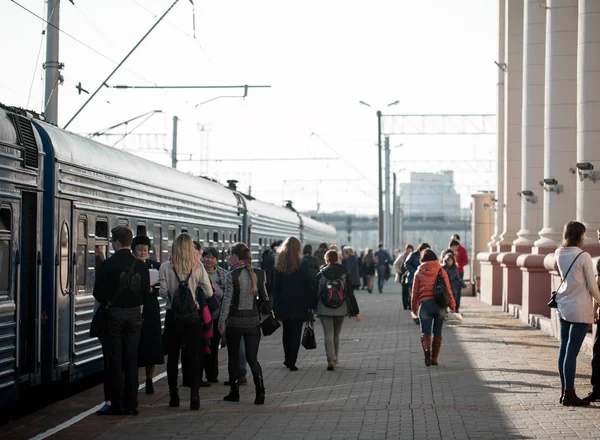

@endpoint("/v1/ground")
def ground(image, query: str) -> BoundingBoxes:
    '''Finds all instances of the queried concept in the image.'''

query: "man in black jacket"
[94,227,150,415]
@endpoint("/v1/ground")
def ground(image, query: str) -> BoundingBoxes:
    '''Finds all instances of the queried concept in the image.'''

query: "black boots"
[253,375,265,405]
[169,387,180,407]
[145,378,154,394]
[562,389,590,407]
[224,378,240,402]
[190,387,200,411]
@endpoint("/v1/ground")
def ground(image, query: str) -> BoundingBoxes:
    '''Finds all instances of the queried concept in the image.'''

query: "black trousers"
[592,322,600,391]
[104,306,143,412]
[203,321,221,381]
[282,319,304,367]
[164,311,200,395]
[402,283,411,309]
[226,325,262,379]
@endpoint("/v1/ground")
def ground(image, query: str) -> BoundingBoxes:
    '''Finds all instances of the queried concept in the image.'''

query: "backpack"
[434,269,450,309]
[171,268,200,323]
[319,272,346,308]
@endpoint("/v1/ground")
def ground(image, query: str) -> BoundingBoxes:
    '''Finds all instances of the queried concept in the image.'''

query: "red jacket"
[411,260,456,313]
[456,244,468,274]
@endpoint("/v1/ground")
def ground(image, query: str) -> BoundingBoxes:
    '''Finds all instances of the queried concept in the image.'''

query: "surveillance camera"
[521,190,533,197]
[544,178,558,185]
[577,162,594,171]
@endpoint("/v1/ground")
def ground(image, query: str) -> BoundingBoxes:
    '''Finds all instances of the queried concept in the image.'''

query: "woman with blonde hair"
[554,221,600,406]
[273,237,315,371]
[219,242,269,404]
[159,233,213,410]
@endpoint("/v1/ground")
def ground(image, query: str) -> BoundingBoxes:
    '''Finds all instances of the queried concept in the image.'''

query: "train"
[0,103,336,404]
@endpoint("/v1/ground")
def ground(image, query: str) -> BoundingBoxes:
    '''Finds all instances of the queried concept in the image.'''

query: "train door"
[55,199,72,373]
[18,191,40,385]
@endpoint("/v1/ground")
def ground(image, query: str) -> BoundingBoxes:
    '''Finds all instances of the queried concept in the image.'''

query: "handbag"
[90,264,136,338]
[434,269,450,309]
[301,312,317,350]
[548,251,584,308]
[445,309,463,326]
[261,309,281,336]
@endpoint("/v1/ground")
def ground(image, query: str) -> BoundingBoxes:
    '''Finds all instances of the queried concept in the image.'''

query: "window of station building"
[77,217,87,290]
[167,225,176,260]
[153,224,162,261]
[59,222,70,295]
[136,223,147,237]
[95,219,108,272]
[0,207,12,293]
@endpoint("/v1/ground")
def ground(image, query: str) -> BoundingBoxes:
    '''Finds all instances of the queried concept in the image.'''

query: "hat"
[131,235,151,250]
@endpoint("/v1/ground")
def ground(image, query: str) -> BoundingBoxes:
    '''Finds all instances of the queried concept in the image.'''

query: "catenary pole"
[384,136,391,250]
[171,116,178,169]
[43,0,61,125]
[377,110,383,245]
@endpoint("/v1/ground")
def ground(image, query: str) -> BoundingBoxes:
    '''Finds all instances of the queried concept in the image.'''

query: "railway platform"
[1,283,599,440]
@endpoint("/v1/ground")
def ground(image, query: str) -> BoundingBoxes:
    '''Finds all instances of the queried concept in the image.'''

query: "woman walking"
[411,249,455,367]
[131,236,164,394]
[273,237,315,371]
[218,242,269,404]
[555,221,600,406]
[342,247,361,290]
[442,253,465,313]
[316,250,361,371]
[201,246,230,383]
[158,233,213,410]
[362,249,376,293]
[394,244,414,310]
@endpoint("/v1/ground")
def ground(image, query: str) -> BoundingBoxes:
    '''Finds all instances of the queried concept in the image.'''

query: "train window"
[77,217,87,289]
[59,222,70,295]
[118,218,129,226]
[167,226,176,260]
[95,219,108,240]
[153,224,162,261]
[213,231,219,244]
[95,219,108,272]
[181,227,188,234]
[0,207,11,293]
[205,230,209,243]
[194,228,201,243]
[259,238,262,247]
[136,223,147,237]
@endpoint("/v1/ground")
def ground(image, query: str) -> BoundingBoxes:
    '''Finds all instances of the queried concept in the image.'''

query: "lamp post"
[359,100,400,247]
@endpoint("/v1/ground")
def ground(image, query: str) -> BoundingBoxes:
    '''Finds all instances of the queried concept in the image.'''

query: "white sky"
[2,0,498,214]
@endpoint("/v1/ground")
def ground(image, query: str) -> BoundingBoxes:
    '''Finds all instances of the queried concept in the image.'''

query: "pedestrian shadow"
[481,367,588,380]
[459,338,557,349]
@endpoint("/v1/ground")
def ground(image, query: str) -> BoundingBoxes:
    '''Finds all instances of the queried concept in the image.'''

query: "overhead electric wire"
[10,0,161,89]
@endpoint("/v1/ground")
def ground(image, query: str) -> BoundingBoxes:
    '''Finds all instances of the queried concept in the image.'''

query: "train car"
[33,120,243,384]
[298,213,337,250]
[0,103,337,404]
[0,106,44,404]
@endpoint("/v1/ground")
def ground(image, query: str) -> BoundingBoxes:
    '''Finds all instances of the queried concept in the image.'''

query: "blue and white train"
[0,103,336,404]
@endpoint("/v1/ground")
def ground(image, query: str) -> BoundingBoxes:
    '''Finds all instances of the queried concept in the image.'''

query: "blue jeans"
[376,266,386,292]
[419,300,445,338]
[558,319,588,390]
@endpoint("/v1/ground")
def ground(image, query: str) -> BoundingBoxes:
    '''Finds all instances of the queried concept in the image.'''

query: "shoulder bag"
[301,312,317,350]
[434,269,451,309]
[548,251,584,308]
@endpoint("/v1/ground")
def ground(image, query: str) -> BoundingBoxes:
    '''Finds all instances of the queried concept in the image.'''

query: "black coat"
[273,260,316,321]
[342,255,360,287]
[138,259,164,366]
[93,249,150,307]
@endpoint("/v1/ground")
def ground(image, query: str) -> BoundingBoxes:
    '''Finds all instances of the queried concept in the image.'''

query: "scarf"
[229,259,247,271]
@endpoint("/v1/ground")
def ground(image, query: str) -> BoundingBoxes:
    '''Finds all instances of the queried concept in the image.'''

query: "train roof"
[0,108,19,146]
[299,213,337,237]
[34,120,238,208]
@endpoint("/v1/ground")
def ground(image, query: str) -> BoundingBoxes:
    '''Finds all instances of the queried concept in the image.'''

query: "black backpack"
[171,268,199,323]
[319,272,346,308]
[434,269,450,309]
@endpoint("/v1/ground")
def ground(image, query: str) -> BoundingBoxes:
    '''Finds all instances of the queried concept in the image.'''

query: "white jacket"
[555,246,600,324]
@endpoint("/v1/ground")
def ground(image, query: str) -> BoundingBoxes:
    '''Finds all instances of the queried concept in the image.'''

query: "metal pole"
[384,136,391,250]
[392,172,397,248]
[377,110,383,245]
[171,116,178,169]
[43,0,61,125]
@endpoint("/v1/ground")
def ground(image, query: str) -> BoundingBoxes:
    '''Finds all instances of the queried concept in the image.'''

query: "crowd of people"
[92,230,363,416]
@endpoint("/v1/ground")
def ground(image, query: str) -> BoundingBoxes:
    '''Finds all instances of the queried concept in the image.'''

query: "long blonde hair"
[172,233,198,276]
[231,242,257,293]
[275,236,302,274]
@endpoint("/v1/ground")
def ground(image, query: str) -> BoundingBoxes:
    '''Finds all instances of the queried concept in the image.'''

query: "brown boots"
[431,337,442,366]
[421,335,432,366]
[421,335,442,367]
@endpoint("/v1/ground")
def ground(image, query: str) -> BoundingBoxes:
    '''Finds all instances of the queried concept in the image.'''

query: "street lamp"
[359,100,400,246]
